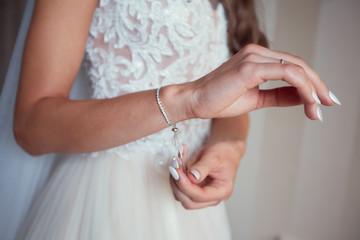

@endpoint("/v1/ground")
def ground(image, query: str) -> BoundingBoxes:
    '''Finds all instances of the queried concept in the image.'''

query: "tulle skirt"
[16,150,231,240]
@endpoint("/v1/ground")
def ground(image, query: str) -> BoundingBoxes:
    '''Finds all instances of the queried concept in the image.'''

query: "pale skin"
[14,0,337,210]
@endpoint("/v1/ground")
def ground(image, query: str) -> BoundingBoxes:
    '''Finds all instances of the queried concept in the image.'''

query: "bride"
[1,0,339,239]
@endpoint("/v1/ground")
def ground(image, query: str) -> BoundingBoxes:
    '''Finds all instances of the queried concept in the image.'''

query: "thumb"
[187,154,219,184]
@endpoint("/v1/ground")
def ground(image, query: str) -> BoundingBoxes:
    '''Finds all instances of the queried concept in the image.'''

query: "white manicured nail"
[312,91,321,104]
[329,90,341,105]
[190,169,200,180]
[317,106,323,122]
[180,144,184,154]
[172,157,179,169]
[169,166,179,180]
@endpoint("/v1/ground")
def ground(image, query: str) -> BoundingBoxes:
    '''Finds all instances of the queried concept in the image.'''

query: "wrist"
[160,83,196,124]
[232,139,247,158]
[209,138,247,159]
[203,139,246,168]
[223,139,247,167]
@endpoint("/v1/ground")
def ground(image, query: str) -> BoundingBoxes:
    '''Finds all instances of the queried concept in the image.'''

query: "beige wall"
[226,1,360,239]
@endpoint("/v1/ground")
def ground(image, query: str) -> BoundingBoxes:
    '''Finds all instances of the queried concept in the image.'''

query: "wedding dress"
[2,0,232,239]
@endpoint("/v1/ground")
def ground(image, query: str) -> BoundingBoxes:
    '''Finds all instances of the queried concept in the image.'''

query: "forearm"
[14,84,191,155]
[208,114,250,157]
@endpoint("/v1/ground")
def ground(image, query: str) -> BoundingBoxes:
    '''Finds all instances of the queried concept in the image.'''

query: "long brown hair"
[219,0,268,55]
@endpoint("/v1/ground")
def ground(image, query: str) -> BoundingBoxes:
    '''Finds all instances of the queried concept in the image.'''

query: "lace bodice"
[84,0,229,163]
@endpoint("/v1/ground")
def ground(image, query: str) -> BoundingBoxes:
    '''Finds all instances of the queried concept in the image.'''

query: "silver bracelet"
[156,86,185,171]
[156,86,173,126]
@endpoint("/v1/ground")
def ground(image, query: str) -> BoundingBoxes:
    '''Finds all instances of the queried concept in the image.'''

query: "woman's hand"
[169,142,245,210]
[186,43,339,121]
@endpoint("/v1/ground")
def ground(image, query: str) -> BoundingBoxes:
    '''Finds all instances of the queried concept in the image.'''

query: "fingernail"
[172,157,179,169]
[329,90,341,105]
[190,169,200,180]
[317,106,323,122]
[169,166,179,180]
[312,91,321,104]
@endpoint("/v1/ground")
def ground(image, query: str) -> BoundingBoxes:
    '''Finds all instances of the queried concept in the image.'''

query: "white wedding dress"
[14,0,232,239]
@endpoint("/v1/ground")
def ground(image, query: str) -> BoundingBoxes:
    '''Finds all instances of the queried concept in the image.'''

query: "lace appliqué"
[84,0,229,162]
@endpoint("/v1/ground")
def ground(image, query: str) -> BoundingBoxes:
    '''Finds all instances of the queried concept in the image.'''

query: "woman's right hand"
[185,43,339,121]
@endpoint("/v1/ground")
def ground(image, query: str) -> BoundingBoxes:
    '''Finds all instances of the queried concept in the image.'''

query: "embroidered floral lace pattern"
[84,0,229,161]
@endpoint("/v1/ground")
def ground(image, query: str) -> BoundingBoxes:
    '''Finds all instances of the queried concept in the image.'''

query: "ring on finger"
[280,58,285,64]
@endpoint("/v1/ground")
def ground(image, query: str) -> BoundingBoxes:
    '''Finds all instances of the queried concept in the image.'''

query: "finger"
[256,87,324,120]
[178,144,188,171]
[256,86,302,108]
[187,154,236,201]
[248,62,319,120]
[169,144,189,182]
[187,155,219,184]
[169,175,180,201]
[170,147,235,202]
[170,144,188,171]
[243,52,280,64]
[242,44,335,105]
[169,177,220,210]
[173,165,231,202]
[240,52,324,114]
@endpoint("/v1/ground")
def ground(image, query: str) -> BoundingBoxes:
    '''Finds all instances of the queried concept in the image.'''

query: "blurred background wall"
[0,0,27,91]
[1,1,359,240]
[226,1,360,239]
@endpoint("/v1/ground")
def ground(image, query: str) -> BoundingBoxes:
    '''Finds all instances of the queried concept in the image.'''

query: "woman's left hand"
[169,141,245,210]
